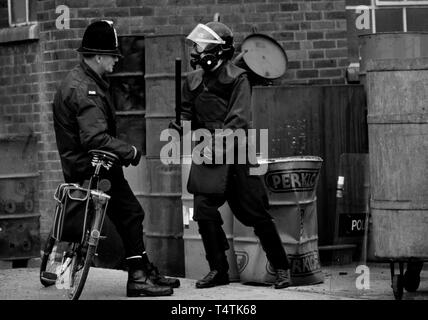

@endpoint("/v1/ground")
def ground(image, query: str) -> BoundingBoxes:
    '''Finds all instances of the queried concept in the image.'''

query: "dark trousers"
[193,164,289,270]
[194,164,271,226]
[107,175,145,258]
[83,169,145,258]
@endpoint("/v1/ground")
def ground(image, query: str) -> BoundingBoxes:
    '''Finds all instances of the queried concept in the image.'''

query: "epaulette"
[87,84,98,96]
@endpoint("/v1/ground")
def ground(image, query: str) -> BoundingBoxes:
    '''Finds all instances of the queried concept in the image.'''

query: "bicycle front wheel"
[67,243,96,300]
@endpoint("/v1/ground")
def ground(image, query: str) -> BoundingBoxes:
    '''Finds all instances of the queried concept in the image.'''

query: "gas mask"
[186,23,233,71]
[190,47,222,71]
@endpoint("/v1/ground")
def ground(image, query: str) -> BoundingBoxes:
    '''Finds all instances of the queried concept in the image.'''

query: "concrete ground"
[1,261,428,301]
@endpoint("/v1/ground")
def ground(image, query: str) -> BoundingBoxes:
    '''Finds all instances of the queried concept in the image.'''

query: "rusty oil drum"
[0,134,40,261]
[233,156,324,286]
[359,32,428,90]
[142,34,190,277]
[365,52,428,259]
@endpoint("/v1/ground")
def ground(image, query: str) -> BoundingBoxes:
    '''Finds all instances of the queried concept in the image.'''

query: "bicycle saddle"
[89,149,119,167]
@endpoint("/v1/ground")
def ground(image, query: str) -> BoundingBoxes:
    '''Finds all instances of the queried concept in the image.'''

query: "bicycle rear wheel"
[67,242,96,300]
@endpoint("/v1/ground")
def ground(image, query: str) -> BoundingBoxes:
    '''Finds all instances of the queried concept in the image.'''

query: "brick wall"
[0,0,349,241]
[40,0,348,86]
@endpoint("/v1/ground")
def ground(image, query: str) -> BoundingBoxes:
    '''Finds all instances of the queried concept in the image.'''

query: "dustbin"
[233,156,324,286]
[181,155,239,281]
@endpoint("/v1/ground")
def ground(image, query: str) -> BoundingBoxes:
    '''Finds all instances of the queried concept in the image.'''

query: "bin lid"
[258,156,323,164]
[240,33,287,80]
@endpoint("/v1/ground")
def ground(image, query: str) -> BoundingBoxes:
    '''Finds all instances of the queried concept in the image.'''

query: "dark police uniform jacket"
[53,61,135,183]
[181,61,254,195]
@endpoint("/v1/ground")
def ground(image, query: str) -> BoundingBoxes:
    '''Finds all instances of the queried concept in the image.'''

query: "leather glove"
[130,146,142,166]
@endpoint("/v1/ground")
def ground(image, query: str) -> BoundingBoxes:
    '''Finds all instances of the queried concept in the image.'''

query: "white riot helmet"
[186,22,234,70]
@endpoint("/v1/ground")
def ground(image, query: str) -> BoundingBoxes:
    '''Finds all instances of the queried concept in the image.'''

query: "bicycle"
[39,149,119,300]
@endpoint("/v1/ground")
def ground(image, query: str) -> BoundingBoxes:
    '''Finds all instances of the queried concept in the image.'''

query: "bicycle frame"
[87,190,110,247]
[85,160,111,248]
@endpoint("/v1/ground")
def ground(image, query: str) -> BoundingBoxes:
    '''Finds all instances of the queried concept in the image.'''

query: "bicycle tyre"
[67,243,96,300]
[39,233,59,287]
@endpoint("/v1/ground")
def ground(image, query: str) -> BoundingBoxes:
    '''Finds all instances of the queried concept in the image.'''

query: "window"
[407,7,428,31]
[375,8,403,32]
[8,0,37,27]
[108,35,147,155]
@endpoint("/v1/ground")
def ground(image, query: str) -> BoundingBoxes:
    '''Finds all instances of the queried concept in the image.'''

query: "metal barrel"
[233,156,324,286]
[181,154,240,281]
[0,134,40,262]
[143,34,189,276]
[365,49,428,259]
[359,32,428,90]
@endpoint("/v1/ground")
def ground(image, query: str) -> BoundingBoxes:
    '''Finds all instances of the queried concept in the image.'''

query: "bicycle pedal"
[99,235,107,240]
[41,271,58,281]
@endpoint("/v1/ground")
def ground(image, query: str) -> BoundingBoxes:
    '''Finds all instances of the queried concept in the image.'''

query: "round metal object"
[98,179,111,193]
[91,229,100,239]
[240,33,287,79]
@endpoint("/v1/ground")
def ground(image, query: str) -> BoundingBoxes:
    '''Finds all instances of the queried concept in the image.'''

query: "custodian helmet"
[77,20,122,57]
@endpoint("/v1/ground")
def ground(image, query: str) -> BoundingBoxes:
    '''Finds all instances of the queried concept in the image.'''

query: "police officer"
[53,20,180,297]
[176,21,291,289]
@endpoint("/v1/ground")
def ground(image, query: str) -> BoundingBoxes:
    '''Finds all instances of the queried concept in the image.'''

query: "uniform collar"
[80,60,110,91]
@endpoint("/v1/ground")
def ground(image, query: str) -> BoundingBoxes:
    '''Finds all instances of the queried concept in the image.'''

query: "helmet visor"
[186,24,225,53]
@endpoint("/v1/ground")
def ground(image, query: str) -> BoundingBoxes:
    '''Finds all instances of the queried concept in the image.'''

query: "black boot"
[196,270,230,288]
[126,257,173,297]
[404,261,424,292]
[254,219,291,289]
[274,269,291,289]
[195,221,230,289]
[144,262,181,288]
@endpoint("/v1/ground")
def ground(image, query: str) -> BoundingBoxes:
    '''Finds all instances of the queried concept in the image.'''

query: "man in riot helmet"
[176,21,292,289]
[53,20,180,297]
